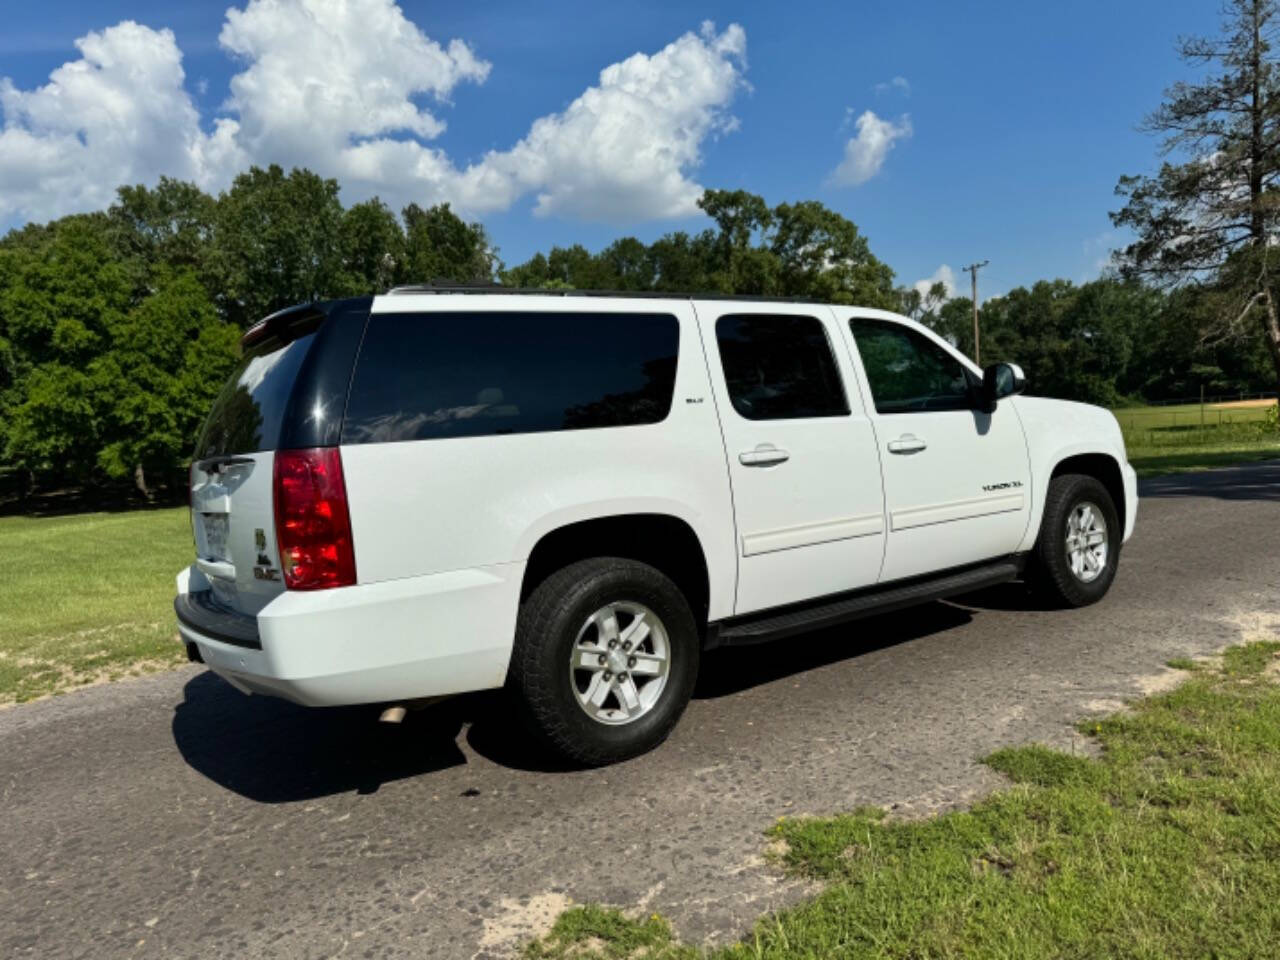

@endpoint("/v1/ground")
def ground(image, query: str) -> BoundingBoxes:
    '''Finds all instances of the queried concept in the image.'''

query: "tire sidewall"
[521,560,699,763]
[1040,474,1121,606]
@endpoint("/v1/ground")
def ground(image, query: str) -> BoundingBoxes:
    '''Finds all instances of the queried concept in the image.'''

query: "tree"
[501,189,898,304]
[109,178,217,280]
[769,200,896,307]
[1112,0,1280,397]
[401,202,496,284]
[338,198,404,295]
[210,165,346,327]
[1,215,136,483]
[93,270,239,494]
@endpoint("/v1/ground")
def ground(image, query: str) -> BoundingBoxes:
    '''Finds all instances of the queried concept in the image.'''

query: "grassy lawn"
[525,640,1280,959]
[0,507,192,705]
[1114,400,1280,476]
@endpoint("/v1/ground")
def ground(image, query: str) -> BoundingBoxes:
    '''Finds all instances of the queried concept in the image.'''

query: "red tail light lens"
[273,447,356,590]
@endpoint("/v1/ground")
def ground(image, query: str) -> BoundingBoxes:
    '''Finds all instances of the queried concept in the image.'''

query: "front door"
[839,314,1032,583]
[696,305,886,614]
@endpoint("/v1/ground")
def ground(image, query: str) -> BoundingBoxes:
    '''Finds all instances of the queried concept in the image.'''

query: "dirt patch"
[1210,398,1278,410]
[1134,665,1191,697]
[0,655,181,710]
[477,892,574,957]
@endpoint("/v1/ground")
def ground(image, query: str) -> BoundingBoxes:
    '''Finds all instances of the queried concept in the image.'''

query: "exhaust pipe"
[377,695,452,724]
[379,705,407,724]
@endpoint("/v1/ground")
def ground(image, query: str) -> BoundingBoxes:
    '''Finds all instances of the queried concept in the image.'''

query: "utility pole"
[963,260,989,364]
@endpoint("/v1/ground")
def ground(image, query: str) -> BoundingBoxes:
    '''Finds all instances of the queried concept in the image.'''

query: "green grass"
[1124,442,1280,476]
[1113,400,1280,476]
[0,507,192,704]
[524,639,1280,959]
[1111,400,1274,432]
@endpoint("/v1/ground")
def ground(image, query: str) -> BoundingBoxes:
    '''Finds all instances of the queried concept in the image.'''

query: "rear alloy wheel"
[569,601,672,726]
[510,558,699,766]
[1031,473,1121,607]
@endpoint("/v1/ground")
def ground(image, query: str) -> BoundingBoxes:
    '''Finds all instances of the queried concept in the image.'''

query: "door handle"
[738,444,790,467]
[887,434,927,454]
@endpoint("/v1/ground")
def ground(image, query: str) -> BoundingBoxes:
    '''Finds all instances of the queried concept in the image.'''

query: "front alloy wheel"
[1031,473,1121,607]
[1064,500,1108,583]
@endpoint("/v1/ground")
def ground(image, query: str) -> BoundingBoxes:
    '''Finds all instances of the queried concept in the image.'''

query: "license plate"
[202,513,230,561]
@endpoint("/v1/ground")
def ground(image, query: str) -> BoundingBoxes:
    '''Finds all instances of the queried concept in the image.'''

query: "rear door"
[188,299,369,615]
[695,304,886,615]
[837,312,1031,583]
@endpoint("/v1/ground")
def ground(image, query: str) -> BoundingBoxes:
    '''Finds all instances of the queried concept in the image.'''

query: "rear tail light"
[273,448,357,590]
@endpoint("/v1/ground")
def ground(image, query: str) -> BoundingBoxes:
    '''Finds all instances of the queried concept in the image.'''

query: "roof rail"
[383,282,828,305]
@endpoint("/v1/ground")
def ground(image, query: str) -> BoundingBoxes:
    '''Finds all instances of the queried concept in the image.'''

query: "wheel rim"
[570,602,671,726]
[1065,500,1108,583]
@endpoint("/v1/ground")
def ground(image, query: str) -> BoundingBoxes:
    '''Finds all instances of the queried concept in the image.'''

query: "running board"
[709,558,1023,648]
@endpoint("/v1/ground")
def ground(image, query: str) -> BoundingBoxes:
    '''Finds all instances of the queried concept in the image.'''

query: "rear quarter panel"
[338,295,738,620]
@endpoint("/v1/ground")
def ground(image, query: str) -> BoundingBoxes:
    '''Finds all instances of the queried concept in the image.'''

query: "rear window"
[342,311,680,444]
[194,332,318,458]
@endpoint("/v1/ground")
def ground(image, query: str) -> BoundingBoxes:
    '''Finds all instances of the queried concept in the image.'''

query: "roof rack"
[384,281,827,305]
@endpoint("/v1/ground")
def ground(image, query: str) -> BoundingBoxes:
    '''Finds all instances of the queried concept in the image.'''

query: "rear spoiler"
[241,303,327,349]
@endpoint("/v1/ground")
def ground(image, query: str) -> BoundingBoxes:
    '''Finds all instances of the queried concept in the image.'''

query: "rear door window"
[342,311,680,444]
[714,314,849,420]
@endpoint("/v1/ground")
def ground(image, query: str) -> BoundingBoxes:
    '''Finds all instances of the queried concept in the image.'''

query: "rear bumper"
[175,561,524,707]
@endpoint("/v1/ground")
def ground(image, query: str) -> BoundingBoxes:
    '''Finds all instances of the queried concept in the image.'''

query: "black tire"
[1029,473,1121,608]
[508,557,700,766]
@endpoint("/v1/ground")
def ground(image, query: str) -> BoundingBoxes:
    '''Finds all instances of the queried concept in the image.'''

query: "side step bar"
[709,557,1023,648]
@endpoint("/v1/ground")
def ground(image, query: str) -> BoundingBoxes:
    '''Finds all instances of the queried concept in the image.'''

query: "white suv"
[176,289,1138,764]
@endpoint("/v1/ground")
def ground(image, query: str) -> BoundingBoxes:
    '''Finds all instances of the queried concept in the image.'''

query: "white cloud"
[0,2,748,225]
[830,110,911,187]
[217,0,490,168]
[0,21,236,222]
[914,263,958,300]
[334,20,747,219]
[874,75,910,97]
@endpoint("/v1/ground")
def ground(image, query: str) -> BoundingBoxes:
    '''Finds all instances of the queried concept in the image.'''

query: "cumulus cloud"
[830,110,912,187]
[319,19,747,219]
[0,1,748,224]
[914,263,958,300]
[0,21,238,222]
[217,0,490,166]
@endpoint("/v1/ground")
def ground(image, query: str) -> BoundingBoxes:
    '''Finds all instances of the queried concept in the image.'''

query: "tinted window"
[342,312,679,444]
[849,318,974,414]
[195,332,318,457]
[715,314,848,421]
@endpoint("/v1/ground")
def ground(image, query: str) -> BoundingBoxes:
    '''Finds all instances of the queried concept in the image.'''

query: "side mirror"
[979,362,1027,413]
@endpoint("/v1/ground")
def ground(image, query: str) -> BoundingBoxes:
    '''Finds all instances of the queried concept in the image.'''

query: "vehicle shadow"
[693,600,976,699]
[173,588,1028,796]
[172,671,473,801]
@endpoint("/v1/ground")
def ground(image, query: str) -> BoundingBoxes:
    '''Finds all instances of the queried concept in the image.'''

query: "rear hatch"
[188,298,370,616]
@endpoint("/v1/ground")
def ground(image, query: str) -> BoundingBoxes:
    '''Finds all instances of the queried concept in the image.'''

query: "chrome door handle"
[738,445,790,467]
[887,434,927,454]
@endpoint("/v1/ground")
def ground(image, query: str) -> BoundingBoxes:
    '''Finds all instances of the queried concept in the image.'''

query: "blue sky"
[0,0,1219,298]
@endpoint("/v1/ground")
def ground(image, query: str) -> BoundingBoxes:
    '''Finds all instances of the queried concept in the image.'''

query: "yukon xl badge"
[982,480,1024,492]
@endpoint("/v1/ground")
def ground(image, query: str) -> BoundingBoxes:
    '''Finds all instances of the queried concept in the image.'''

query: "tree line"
[6,0,1280,502]
[0,167,1274,501]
